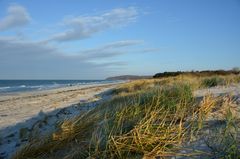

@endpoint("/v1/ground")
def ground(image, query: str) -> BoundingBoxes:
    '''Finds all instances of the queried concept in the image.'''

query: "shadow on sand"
[0,89,113,159]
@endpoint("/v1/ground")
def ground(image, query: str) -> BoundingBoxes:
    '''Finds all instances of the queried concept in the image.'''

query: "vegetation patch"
[12,75,240,159]
[201,77,225,88]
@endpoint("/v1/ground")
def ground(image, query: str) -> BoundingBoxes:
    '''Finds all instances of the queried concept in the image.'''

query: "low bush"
[201,77,225,88]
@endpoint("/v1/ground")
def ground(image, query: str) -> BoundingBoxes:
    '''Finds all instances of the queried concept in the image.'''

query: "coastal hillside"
[13,74,240,159]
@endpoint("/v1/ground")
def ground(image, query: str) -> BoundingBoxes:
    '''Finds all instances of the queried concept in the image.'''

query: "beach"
[0,82,121,158]
[1,76,240,159]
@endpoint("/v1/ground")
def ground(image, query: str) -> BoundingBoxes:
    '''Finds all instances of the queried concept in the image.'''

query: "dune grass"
[205,113,240,158]
[12,74,240,159]
[201,77,226,88]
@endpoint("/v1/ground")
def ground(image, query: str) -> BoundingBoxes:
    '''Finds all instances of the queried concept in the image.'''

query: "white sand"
[194,84,240,97]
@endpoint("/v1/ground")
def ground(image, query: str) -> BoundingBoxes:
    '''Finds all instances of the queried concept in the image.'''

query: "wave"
[29,85,43,88]
[0,85,42,92]
[0,86,11,90]
[19,85,26,88]
[0,80,120,93]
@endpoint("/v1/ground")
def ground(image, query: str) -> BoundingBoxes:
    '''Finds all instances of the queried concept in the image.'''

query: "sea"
[0,80,119,94]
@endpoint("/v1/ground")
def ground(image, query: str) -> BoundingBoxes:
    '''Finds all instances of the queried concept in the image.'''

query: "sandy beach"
[0,83,121,158]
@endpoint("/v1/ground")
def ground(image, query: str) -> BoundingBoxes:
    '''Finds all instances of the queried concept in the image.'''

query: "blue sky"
[0,0,239,79]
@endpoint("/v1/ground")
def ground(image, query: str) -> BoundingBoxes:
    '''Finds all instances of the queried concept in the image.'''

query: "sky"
[0,0,240,79]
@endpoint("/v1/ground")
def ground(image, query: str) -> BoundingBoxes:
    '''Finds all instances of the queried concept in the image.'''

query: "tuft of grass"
[197,95,216,129]
[201,77,225,88]
[19,127,29,140]
[205,108,240,159]
[86,84,196,158]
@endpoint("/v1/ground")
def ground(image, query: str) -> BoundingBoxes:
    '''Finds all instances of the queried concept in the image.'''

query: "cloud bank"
[0,40,116,79]
[0,38,147,79]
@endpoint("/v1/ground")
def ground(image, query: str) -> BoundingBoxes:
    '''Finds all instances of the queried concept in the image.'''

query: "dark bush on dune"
[153,70,240,78]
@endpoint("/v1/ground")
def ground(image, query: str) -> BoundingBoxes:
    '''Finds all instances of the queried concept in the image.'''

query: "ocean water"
[0,80,118,94]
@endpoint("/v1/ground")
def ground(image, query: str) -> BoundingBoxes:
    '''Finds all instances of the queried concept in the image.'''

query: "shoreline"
[0,79,122,95]
[0,82,123,158]
[0,82,124,100]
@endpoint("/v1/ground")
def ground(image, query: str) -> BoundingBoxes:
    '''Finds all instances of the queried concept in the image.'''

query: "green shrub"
[201,77,225,88]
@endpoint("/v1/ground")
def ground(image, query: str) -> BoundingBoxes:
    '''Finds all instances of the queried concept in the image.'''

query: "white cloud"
[0,4,31,31]
[101,40,143,49]
[49,7,138,42]
[75,40,144,60]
